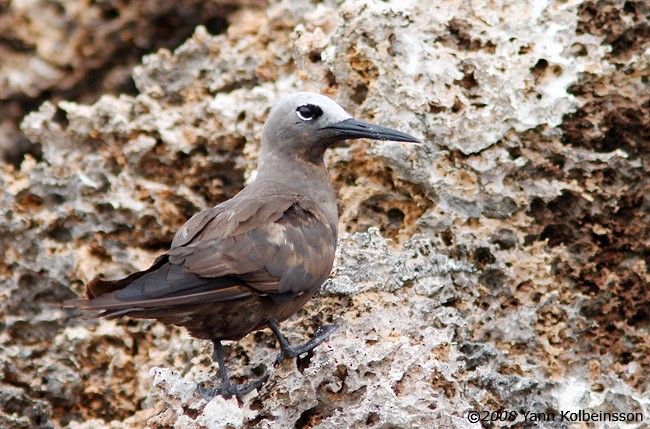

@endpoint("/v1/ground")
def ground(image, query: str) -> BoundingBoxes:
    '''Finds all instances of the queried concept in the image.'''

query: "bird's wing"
[170,192,296,248]
[172,197,337,294]
[76,195,336,313]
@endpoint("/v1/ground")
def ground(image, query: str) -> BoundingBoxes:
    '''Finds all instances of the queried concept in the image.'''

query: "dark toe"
[226,373,270,397]
[275,322,340,365]
[197,374,269,400]
[314,322,340,339]
[197,382,224,400]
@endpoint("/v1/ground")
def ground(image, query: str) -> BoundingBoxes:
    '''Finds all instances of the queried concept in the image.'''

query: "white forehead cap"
[279,92,352,124]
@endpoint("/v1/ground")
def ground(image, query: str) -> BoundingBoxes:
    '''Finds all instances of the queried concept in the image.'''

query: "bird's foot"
[274,323,339,366]
[197,373,269,400]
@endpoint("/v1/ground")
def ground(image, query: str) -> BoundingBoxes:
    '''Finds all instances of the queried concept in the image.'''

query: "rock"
[1,0,647,427]
[0,0,255,164]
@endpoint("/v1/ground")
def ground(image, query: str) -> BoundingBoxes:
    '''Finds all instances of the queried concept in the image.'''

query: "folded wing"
[70,193,337,318]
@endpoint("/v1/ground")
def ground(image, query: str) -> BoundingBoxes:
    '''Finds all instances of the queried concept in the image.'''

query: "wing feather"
[73,191,336,317]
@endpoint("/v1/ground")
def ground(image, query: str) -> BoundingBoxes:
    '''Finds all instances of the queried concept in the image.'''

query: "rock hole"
[519,44,533,54]
[531,58,549,76]
[53,106,69,129]
[490,229,518,250]
[571,43,588,56]
[623,1,637,13]
[296,351,313,372]
[628,308,649,326]
[205,16,229,35]
[441,229,453,246]
[456,70,478,90]
[540,224,575,247]
[99,6,120,20]
[478,269,507,290]
[351,83,368,105]
[451,98,464,113]
[45,220,72,242]
[386,207,405,228]
[473,247,495,268]
[428,102,444,113]
[325,70,337,87]
[366,412,380,425]
[295,406,322,429]
[308,50,321,63]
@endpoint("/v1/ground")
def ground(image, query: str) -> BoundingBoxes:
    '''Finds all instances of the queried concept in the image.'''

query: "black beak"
[322,118,420,143]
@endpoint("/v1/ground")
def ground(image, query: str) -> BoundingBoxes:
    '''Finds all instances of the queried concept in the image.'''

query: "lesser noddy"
[69,92,420,398]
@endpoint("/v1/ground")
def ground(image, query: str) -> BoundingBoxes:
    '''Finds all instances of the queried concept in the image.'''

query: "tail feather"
[85,255,168,299]
[65,254,255,319]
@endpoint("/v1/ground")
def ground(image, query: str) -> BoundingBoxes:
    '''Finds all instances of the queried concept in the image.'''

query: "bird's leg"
[268,319,339,366]
[197,340,269,400]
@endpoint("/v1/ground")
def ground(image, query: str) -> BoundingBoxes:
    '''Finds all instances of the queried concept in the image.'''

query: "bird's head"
[261,92,420,164]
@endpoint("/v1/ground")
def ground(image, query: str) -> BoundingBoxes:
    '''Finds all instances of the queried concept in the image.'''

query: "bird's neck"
[255,151,338,222]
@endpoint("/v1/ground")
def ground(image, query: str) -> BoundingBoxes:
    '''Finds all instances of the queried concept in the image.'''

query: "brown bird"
[69,92,420,398]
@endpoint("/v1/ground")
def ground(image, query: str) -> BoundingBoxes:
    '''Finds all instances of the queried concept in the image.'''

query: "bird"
[68,92,420,398]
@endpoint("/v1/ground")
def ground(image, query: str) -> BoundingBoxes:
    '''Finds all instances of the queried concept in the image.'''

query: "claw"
[197,373,269,400]
[199,340,268,399]
[269,320,339,366]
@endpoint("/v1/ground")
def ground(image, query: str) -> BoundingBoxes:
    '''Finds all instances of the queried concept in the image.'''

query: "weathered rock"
[0,0,259,164]
[1,0,648,428]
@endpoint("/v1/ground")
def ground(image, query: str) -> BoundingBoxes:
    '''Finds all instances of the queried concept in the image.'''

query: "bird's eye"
[296,104,323,121]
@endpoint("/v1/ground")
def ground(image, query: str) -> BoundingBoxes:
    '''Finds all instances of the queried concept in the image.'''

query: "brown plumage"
[78,191,336,340]
[68,92,419,398]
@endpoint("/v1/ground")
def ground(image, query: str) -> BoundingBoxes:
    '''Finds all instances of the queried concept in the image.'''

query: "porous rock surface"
[1,0,648,428]
[0,0,256,164]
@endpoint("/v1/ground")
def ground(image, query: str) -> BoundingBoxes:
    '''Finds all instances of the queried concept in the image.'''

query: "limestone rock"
[1,0,647,428]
